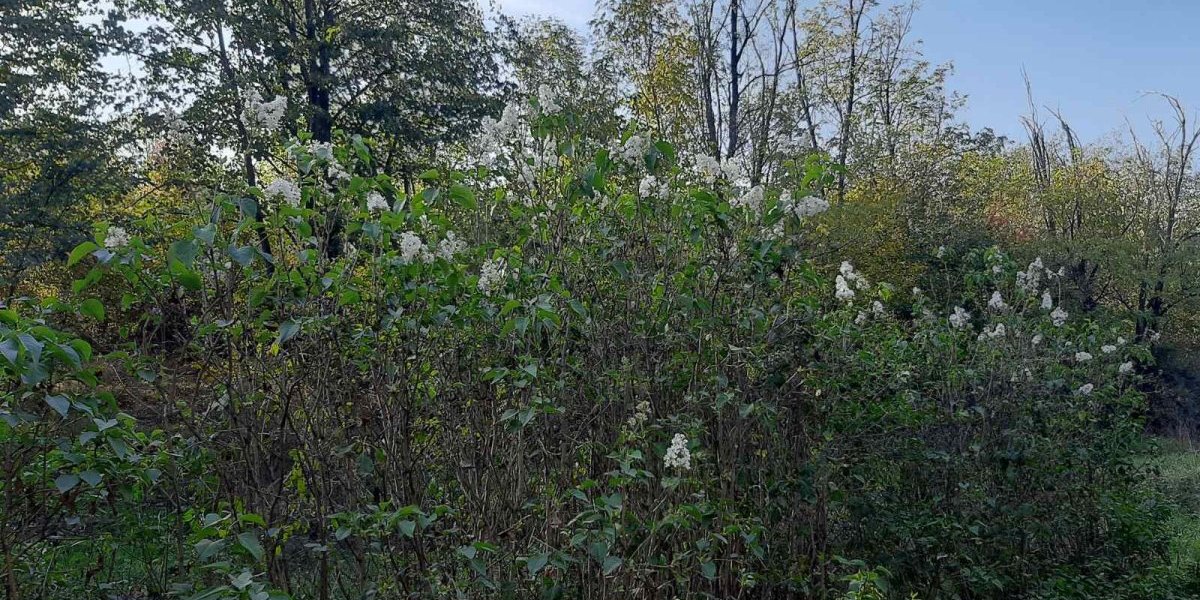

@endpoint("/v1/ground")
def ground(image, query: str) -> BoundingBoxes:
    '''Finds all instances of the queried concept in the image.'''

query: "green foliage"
[1,95,1185,599]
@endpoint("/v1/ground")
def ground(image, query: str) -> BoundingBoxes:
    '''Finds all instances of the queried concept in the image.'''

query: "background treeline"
[3,0,1200,598]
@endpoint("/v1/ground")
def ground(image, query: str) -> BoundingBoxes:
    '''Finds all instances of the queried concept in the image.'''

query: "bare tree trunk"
[727,0,741,159]
[835,0,867,201]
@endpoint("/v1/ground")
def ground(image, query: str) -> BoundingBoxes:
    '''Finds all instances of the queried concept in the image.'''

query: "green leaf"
[170,260,202,291]
[527,553,549,577]
[169,239,200,267]
[398,520,416,538]
[229,245,257,267]
[236,197,259,219]
[68,241,99,267]
[277,320,300,344]
[0,338,18,367]
[195,538,226,561]
[55,473,80,494]
[450,184,477,209]
[45,394,70,417]
[601,556,622,576]
[108,437,129,460]
[79,298,105,322]
[238,532,265,562]
[80,470,102,486]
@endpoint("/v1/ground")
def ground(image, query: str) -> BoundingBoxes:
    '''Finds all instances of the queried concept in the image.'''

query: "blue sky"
[498,0,1200,144]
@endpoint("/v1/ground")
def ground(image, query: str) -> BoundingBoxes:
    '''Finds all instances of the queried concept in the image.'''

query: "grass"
[1146,437,1200,589]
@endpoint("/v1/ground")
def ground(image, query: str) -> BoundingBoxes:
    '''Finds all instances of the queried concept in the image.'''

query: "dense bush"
[0,95,1176,599]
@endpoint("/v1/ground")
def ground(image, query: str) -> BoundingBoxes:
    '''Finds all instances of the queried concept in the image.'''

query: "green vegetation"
[3,0,1200,598]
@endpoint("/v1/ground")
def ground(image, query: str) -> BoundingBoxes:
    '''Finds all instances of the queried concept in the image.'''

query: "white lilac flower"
[1076,383,1094,396]
[537,84,561,114]
[638,175,667,199]
[1075,351,1093,362]
[1119,361,1135,375]
[615,135,651,167]
[264,179,302,207]
[477,258,506,295]
[663,433,691,471]
[840,261,869,290]
[105,226,130,249]
[987,291,1008,311]
[781,194,829,219]
[436,231,465,261]
[949,306,971,329]
[1031,333,1043,346]
[1050,306,1068,327]
[835,275,855,302]
[872,300,885,315]
[366,191,389,212]
[244,90,286,130]
[936,245,946,258]
[308,141,335,162]
[480,102,524,149]
[1041,290,1053,310]
[983,323,1006,339]
[398,232,428,265]
[720,156,744,181]
[731,185,765,212]
[855,311,869,325]
[1101,344,1117,354]
[627,400,651,428]
[1016,258,1044,294]
[1117,336,1127,345]
[694,154,722,184]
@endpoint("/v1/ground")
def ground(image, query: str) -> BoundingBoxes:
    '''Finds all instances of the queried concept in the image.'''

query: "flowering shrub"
[14,94,1168,599]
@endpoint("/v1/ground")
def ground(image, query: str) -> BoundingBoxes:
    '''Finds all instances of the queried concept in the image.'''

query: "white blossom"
[244,90,286,130]
[638,175,667,199]
[731,185,765,212]
[398,232,429,265]
[780,193,829,219]
[627,400,651,428]
[264,179,302,207]
[366,191,389,212]
[1032,333,1043,346]
[436,231,465,260]
[835,275,855,302]
[949,306,971,329]
[1101,344,1117,354]
[478,258,507,295]
[1050,306,1068,327]
[1076,383,1094,396]
[105,226,130,249]
[987,291,1008,311]
[1119,361,1135,375]
[979,323,1006,340]
[840,261,869,290]
[1041,291,1053,310]
[536,84,561,115]
[693,154,722,184]
[614,135,651,167]
[1075,351,1093,362]
[663,433,692,471]
[1016,258,1044,294]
